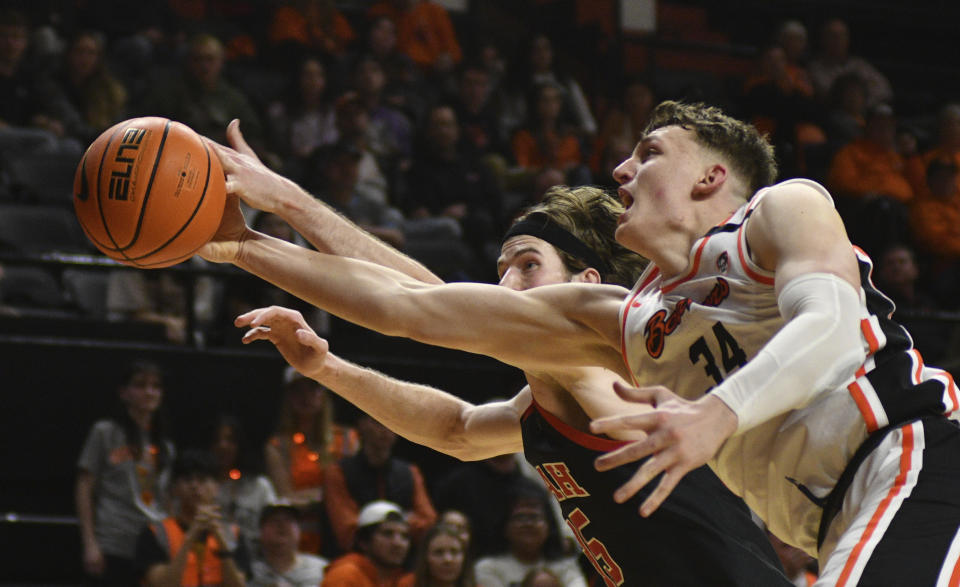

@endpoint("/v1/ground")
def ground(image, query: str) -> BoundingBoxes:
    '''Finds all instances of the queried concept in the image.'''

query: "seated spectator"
[510,81,591,187]
[329,91,391,205]
[501,34,596,144]
[808,17,893,108]
[592,77,655,177]
[906,103,960,200]
[322,500,414,586]
[304,139,407,249]
[357,16,426,126]
[367,0,462,79]
[352,54,414,185]
[437,510,472,556]
[0,8,82,159]
[135,449,248,587]
[450,61,509,162]
[266,367,359,555]
[403,103,502,271]
[324,414,437,555]
[399,522,476,587]
[909,157,960,309]
[76,358,174,586]
[57,29,128,144]
[106,259,219,345]
[775,19,813,84]
[249,501,329,587]
[827,103,913,256]
[209,413,278,557]
[821,72,868,152]
[432,454,528,559]
[138,33,264,149]
[474,479,586,587]
[266,54,339,176]
[268,0,355,61]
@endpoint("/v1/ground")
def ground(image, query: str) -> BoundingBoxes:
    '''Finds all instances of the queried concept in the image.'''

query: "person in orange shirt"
[322,501,414,587]
[265,366,359,554]
[827,103,913,256]
[909,157,960,309]
[905,103,960,200]
[324,414,437,555]
[367,0,462,75]
[511,81,589,186]
[269,0,355,58]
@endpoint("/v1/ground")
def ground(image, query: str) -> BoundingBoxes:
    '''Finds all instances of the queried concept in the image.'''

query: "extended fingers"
[639,468,683,517]
[590,410,658,436]
[595,433,659,472]
[226,119,257,158]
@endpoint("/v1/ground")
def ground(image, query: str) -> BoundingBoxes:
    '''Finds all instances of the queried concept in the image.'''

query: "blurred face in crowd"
[777,21,807,62]
[536,84,563,124]
[505,499,549,560]
[459,67,490,112]
[300,58,327,103]
[174,472,219,513]
[356,58,386,96]
[877,246,919,289]
[369,17,396,55]
[440,510,471,548]
[427,106,459,152]
[260,510,301,557]
[426,532,466,584]
[287,378,327,418]
[212,423,239,471]
[358,416,397,467]
[529,35,553,73]
[120,369,164,415]
[367,520,411,569]
[188,36,224,89]
[821,19,849,61]
[0,20,27,69]
[67,33,102,80]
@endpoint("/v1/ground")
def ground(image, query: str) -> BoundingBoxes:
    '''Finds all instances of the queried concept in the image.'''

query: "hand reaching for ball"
[196,194,249,264]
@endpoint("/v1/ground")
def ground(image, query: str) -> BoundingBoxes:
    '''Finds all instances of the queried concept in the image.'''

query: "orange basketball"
[73,117,226,268]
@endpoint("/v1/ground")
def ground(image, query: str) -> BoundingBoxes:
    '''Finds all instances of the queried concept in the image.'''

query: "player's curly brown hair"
[644,101,778,196]
[518,185,648,288]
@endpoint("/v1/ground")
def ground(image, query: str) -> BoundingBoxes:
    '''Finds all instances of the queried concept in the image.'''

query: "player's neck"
[653,196,743,279]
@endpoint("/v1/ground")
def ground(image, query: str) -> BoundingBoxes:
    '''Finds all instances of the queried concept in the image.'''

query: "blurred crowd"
[0,1,958,364]
[1,1,958,584]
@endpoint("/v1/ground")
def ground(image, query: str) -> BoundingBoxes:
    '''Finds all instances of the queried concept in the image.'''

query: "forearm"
[712,273,866,434]
[272,183,441,284]
[317,353,522,459]
[75,474,98,546]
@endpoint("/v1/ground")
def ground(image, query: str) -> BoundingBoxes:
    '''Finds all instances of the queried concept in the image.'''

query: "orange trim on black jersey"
[531,398,628,452]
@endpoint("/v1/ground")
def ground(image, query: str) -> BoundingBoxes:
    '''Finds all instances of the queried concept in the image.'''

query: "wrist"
[703,394,738,438]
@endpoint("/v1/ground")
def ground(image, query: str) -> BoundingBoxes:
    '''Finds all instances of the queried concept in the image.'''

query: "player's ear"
[692,163,727,198]
[572,267,602,284]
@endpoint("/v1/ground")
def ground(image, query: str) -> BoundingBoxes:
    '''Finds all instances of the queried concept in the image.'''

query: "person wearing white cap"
[322,500,412,586]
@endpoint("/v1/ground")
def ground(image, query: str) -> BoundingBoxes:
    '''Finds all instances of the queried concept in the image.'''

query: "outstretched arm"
[591,181,865,515]
[208,120,442,284]
[239,306,526,459]
[201,220,627,376]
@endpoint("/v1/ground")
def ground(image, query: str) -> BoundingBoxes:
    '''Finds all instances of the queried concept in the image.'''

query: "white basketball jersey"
[618,178,959,554]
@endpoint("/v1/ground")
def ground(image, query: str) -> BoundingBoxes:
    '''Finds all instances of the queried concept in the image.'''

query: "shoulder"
[747,179,836,235]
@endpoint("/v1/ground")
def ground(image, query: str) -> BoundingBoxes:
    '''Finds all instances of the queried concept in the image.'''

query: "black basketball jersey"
[521,400,791,587]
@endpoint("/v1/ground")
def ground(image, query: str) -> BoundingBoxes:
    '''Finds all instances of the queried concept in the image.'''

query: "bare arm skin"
[591,182,862,516]
[214,231,629,378]
[209,120,442,284]
[240,306,527,459]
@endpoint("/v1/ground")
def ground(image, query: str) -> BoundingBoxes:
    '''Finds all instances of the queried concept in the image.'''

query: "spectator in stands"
[511,81,590,186]
[437,510,472,557]
[135,449,247,587]
[139,33,263,148]
[592,77,655,177]
[400,522,476,587]
[268,0,356,61]
[352,53,414,186]
[210,413,278,558]
[329,90,391,206]
[501,34,596,144]
[56,30,128,144]
[874,243,940,315]
[808,17,892,108]
[249,501,329,586]
[775,19,812,78]
[266,54,339,178]
[266,366,359,554]
[322,500,414,586]
[304,138,407,250]
[324,414,436,554]
[433,454,527,559]
[106,259,219,345]
[0,8,82,158]
[827,103,913,256]
[819,72,869,162]
[403,103,502,272]
[906,103,960,200]
[367,0,462,79]
[474,479,586,587]
[909,157,960,310]
[76,358,174,586]
[358,15,426,125]
[450,61,509,162]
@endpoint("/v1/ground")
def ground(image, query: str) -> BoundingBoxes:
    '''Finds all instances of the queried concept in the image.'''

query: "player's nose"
[612,157,636,185]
